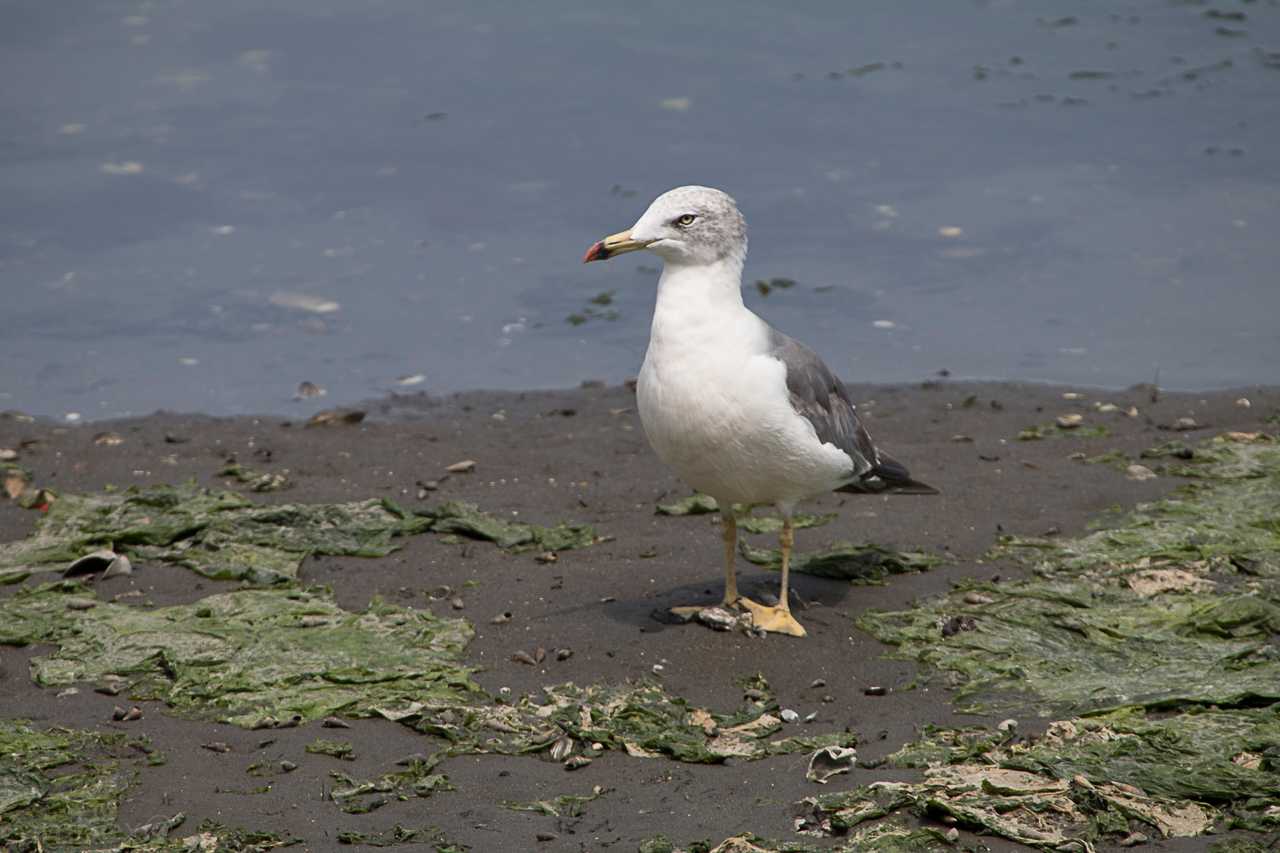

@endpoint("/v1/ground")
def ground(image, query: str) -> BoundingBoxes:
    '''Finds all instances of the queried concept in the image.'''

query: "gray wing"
[767,328,878,478]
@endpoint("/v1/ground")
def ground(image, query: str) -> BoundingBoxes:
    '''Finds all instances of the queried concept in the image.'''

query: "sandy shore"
[2,380,1277,851]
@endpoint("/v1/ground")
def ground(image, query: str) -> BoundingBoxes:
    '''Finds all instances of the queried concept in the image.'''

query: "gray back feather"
[768,329,877,478]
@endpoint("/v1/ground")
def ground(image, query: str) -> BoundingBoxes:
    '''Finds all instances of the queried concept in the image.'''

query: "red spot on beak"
[582,241,608,263]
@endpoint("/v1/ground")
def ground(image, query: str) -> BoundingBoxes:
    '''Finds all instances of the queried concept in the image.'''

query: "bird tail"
[837,453,939,495]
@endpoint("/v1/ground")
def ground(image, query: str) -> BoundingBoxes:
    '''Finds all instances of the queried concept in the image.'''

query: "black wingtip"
[837,453,939,495]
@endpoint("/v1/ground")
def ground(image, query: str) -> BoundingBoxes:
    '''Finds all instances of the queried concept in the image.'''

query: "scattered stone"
[1056,414,1084,429]
[563,755,592,771]
[1061,392,1085,400]
[536,831,558,842]
[321,716,350,729]
[93,432,125,446]
[944,828,960,843]
[535,551,558,563]
[202,742,232,753]
[306,408,365,427]
[556,648,573,661]
[1096,402,1119,413]
[963,591,994,605]
[809,678,826,688]
[1119,832,1149,847]
[997,718,1018,732]
[445,459,476,474]
[491,611,512,624]
[780,709,800,723]
[450,596,465,610]
[294,381,327,399]
[0,449,16,461]
[1173,417,1199,430]
[280,760,297,772]
[512,650,537,665]
[1126,464,1158,481]
[1235,397,1251,408]
[863,685,887,696]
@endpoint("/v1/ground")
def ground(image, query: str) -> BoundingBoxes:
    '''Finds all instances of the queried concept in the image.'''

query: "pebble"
[280,760,297,772]
[202,742,232,753]
[944,828,960,843]
[1236,397,1251,408]
[962,591,994,605]
[1174,417,1199,430]
[809,678,826,688]
[863,685,887,696]
[491,611,512,624]
[1056,413,1084,429]
[780,709,800,723]
[536,832,559,842]
[1096,402,1118,413]
[556,648,573,661]
[563,755,592,770]
[1126,464,1158,482]
[445,459,477,473]
[0,448,16,461]
[321,716,350,728]
[997,718,1018,732]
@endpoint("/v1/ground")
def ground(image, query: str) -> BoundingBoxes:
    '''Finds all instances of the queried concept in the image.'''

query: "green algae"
[800,706,1278,850]
[329,760,452,814]
[305,738,354,760]
[838,433,1280,849]
[657,493,721,515]
[335,825,460,848]
[0,719,133,849]
[1018,422,1109,440]
[0,583,481,728]
[739,541,939,583]
[641,822,951,853]
[406,680,853,765]
[0,483,431,585]
[0,484,600,587]
[655,494,834,534]
[887,707,1280,832]
[860,434,1280,715]
[501,784,607,817]
[218,462,290,492]
[419,500,598,552]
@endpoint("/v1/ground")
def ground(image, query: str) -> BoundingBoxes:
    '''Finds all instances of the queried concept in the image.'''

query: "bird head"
[583,185,747,267]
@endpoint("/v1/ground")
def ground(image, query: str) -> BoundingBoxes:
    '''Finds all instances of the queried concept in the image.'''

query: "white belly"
[637,348,853,507]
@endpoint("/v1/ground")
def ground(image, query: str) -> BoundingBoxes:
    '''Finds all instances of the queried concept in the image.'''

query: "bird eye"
[676,214,697,227]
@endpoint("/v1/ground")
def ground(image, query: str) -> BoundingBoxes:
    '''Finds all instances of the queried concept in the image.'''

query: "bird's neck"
[653,256,747,322]
[647,256,759,361]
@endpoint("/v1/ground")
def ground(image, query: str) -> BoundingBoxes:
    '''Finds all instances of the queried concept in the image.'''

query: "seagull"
[584,186,935,637]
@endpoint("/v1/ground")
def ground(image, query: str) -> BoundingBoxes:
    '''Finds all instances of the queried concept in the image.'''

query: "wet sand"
[2,380,1277,851]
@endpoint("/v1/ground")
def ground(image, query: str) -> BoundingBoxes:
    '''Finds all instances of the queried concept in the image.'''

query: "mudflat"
[2,380,1277,852]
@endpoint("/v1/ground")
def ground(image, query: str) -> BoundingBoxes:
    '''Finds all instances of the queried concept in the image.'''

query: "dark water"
[2,1,1278,420]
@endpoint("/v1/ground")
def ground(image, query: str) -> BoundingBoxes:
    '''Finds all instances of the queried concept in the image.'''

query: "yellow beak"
[582,229,653,263]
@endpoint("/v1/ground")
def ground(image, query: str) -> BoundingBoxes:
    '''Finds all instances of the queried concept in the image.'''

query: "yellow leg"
[721,511,739,606]
[670,510,749,620]
[737,517,807,637]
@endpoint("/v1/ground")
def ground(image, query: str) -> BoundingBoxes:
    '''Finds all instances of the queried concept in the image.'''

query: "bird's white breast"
[636,276,852,507]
